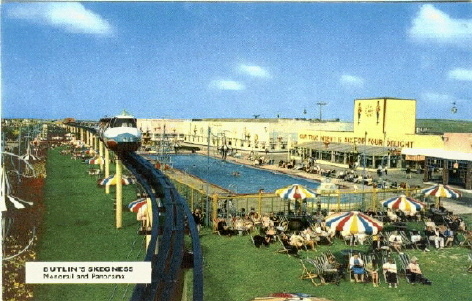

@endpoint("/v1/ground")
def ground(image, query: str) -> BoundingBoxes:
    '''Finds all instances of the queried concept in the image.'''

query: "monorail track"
[121,151,203,301]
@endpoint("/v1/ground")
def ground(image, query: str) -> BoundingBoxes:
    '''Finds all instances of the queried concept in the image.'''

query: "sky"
[1,1,471,121]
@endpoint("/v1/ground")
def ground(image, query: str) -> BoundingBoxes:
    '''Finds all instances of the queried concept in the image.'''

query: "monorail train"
[99,112,142,152]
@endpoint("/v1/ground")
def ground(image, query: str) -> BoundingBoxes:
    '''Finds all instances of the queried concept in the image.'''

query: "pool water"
[167,154,320,194]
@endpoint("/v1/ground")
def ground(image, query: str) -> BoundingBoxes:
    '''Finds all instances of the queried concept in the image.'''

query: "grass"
[195,226,472,301]
[416,119,472,133]
[35,146,472,301]
[34,147,142,301]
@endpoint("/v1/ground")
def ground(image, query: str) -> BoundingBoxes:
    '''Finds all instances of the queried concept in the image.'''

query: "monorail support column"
[105,148,111,194]
[80,128,84,143]
[99,140,105,172]
[116,159,123,229]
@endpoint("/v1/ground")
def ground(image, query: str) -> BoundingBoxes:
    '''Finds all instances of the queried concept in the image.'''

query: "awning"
[402,148,472,162]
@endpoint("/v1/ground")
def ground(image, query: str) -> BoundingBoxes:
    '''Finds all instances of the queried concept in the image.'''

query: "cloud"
[7,3,113,36]
[340,74,364,88]
[421,92,454,103]
[448,68,472,81]
[408,4,472,47]
[238,64,271,78]
[209,80,246,91]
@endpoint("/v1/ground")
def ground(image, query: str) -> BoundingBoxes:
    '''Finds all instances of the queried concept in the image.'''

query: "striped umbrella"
[381,195,426,214]
[128,198,147,213]
[325,211,383,235]
[276,184,317,214]
[275,184,317,200]
[87,156,104,165]
[98,175,137,186]
[421,184,462,198]
[421,184,461,208]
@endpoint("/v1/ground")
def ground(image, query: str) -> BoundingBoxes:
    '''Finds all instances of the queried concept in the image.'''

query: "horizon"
[2,2,471,121]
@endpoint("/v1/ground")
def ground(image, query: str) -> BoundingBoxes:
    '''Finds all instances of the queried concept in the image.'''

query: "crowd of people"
[199,204,470,289]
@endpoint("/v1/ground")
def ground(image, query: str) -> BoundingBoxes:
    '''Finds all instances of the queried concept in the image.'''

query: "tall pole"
[205,127,211,226]
[316,102,327,121]
[115,159,123,229]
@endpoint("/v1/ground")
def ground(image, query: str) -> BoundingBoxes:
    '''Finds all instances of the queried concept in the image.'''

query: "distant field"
[417,119,472,133]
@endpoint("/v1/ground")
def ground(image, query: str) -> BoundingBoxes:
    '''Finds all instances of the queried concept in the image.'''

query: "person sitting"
[372,235,390,254]
[387,208,399,222]
[382,257,398,288]
[313,223,334,245]
[365,260,380,287]
[433,227,445,249]
[322,255,342,284]
[354,233,367,245]
[349,253,365,283]
[443,227,454,247]
[289,232,305,249]
[388,231,403,253]
[407,257,432,285]
[265,226,277,244]
[253,235,269,248]
[410,231,430,252]
[217,219,234,236]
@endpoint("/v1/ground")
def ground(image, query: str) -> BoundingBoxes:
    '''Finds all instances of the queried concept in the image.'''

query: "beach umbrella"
[421,184,461,208]
[128,198,147,213]
[275,184,317,200]
[87,156,104,165]
[275,184,317,214]
[325,211,383,235]
[98,175,137,186]
[381,195,426,214]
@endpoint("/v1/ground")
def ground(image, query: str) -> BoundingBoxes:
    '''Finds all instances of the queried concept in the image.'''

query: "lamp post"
[316,102,327,121]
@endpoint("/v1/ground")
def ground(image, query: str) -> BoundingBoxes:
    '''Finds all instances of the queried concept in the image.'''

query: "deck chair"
[381,257,399,286]
[399,231,414,249]
[276,235,298,256]
[459,231,472,249]
[252,235,269,248]
[398,253,411,282]
[299,260,322,286]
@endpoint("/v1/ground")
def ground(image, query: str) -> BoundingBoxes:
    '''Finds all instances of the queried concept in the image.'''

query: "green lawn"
[35,148,142,301]
[36,147,472,301]
[195,226,472,301]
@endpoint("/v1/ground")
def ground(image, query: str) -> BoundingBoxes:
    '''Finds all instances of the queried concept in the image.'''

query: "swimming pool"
[166,154,320,194]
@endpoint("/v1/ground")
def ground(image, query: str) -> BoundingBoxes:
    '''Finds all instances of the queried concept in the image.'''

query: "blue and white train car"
[100,112,142,152]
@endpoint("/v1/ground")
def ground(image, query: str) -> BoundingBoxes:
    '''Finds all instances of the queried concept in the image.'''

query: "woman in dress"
[349,253,365,283]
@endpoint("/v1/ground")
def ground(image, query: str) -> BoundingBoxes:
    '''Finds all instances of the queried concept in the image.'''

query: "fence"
[169,175,426,226]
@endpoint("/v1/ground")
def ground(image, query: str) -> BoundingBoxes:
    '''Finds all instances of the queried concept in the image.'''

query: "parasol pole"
[115,159,123,229]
